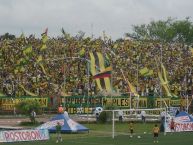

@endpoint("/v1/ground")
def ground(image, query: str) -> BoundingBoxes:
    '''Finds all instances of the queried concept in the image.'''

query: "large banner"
[0,129,49,143]
[62,96,148,114]
[165,111,193,132]
[1,95,190,113]
[165,120,193,132]
[61,96,191,114]
[0,97,48,110]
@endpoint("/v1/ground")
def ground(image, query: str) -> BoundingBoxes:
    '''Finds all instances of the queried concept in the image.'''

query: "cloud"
[0,0,193,39]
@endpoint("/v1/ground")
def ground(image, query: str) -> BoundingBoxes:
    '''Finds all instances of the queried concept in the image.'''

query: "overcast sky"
[0,0,193,39]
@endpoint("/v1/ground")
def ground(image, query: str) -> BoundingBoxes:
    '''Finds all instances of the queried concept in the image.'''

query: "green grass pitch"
[1,123,193,145]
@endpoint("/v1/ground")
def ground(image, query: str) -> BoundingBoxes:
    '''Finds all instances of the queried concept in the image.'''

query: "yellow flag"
[42,35,48,43]
[79,47,85,56]
[40,44,47,51]
[191,48,193,56]
[37,55,43,63]
[19,84,38,97]
[128,81,138,96]
[139,67,149,75]
[23,45,32,55]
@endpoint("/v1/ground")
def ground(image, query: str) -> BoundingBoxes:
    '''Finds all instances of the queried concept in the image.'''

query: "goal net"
[102,108,167,138]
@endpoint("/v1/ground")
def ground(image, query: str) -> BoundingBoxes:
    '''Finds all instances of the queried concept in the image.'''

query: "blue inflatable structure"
[37,114,89,133]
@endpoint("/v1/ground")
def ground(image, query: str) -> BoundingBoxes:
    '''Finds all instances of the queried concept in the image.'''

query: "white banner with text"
[0,129,49,142]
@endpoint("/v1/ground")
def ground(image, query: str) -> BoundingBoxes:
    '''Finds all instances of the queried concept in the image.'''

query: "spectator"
[140,110,146,123]
[170,118,175,133]
[118,109,123,122]
[96,112,99,123]
[0,33,192,100]
[30,110,36,124]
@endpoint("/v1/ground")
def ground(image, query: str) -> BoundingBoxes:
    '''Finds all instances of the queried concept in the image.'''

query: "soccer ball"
[144,132,146,134]
[94,107,103,115]
[137,136,141,138]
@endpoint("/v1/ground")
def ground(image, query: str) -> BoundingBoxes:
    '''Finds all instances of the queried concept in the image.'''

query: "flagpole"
[136,56,140,109]
[130,92,132,111]
[185,69,188,113]
[120,69,132,111]
[86,57,90,122]
[160,45,163,108]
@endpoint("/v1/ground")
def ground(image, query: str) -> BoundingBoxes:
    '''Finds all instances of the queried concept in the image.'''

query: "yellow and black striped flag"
[89,52,112,92]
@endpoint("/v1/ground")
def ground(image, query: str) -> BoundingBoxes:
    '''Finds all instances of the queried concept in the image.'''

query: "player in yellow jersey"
[152,124,160,143]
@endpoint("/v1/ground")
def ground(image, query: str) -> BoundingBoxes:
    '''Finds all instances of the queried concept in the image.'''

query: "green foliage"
[126,17,193,44]
[15,99,41,115]
[99,104,118,123]
[98,111,108,123]
[0,33,16,40]
[98,111,114,123]
[104,103,118,110]
[98,104,117,123]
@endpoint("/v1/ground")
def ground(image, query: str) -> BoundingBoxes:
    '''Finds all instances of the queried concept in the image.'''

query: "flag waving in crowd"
[89,52,112,92]
[0,28,192,98]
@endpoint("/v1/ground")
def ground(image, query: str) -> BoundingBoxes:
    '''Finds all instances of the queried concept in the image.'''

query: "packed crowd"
[0,33,192,98]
